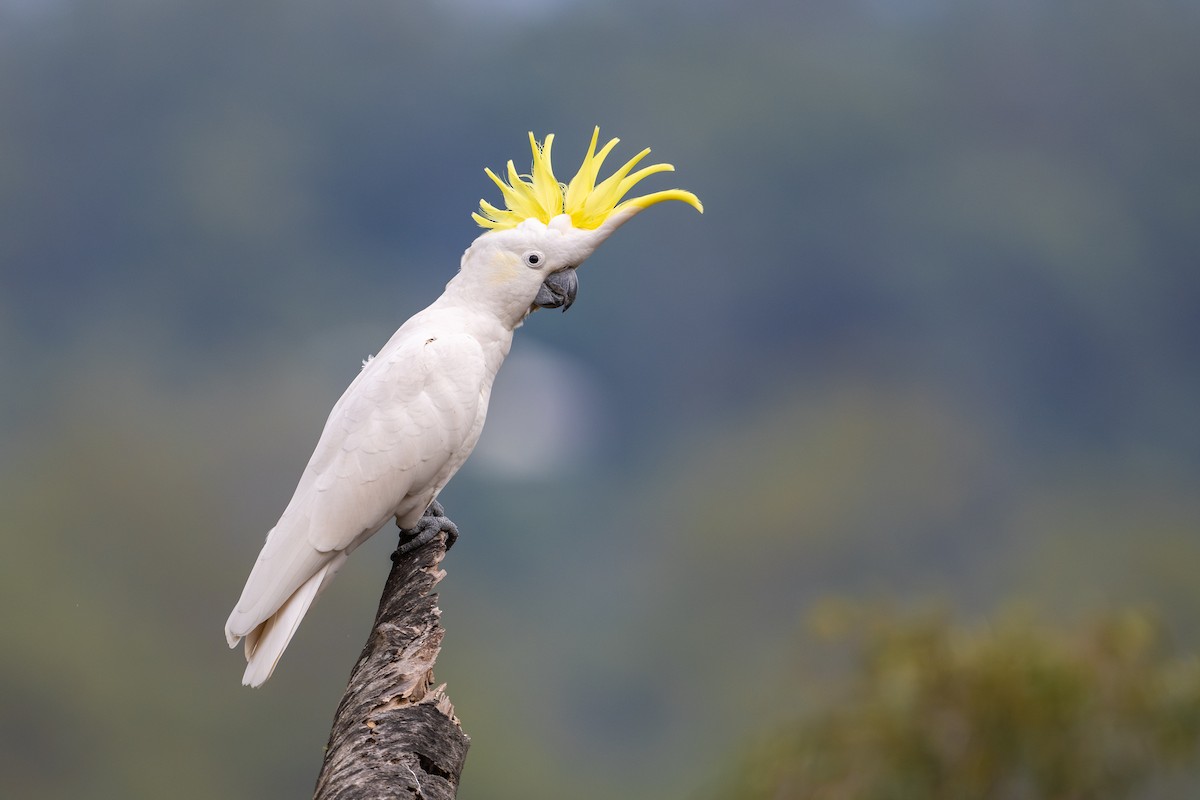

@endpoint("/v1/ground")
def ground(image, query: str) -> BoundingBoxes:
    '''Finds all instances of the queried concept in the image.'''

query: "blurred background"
[2,0,1199,797]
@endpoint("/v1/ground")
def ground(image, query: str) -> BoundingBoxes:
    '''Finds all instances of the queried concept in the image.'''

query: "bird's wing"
[304,331,490,547]
[225,331,488,641]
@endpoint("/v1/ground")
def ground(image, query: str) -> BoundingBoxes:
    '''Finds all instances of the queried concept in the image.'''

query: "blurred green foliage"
[721,608,1200,800]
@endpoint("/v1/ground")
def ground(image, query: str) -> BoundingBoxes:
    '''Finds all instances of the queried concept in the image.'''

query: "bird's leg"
[395,502,459,557]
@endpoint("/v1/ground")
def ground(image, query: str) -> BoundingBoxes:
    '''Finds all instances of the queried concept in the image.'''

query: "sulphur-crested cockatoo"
[225,128,701,686]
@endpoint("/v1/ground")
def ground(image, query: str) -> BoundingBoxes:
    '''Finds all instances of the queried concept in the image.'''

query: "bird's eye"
[523,251,544,268]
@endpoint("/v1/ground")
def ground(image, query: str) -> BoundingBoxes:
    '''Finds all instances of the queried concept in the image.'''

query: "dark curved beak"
[533,267,578,312]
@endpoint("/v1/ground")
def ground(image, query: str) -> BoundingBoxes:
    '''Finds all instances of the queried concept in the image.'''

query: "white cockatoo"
[225,128,701,686]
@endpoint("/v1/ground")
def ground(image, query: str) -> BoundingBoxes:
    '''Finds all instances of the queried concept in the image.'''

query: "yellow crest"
[473,127,703,231]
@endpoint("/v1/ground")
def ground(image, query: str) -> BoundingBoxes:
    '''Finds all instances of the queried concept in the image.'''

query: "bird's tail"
[229,563,331,687]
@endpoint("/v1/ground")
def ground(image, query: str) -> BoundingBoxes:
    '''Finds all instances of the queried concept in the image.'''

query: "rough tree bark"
[313,511,469,800]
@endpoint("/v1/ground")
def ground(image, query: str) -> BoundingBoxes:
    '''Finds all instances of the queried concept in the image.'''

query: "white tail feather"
[239,564,330,687]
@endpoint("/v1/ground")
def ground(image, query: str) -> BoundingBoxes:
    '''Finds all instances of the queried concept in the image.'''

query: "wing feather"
[225,330,489,649]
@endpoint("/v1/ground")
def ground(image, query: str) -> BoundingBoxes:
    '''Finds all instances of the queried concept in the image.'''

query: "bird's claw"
[395,503,459,558]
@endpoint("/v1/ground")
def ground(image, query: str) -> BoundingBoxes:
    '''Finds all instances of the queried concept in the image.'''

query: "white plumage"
[225,130,700,685]
[224,275,515,685]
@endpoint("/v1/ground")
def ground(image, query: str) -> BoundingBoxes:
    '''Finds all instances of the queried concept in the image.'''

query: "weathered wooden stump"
[313,511,469,799]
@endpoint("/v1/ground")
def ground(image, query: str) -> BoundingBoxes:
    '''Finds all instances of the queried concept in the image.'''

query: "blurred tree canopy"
[720,608,1200,800]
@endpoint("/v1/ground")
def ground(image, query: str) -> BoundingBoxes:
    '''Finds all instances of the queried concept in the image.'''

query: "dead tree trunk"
[313,513,469,799]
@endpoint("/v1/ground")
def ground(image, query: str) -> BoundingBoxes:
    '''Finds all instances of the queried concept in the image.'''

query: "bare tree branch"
[314,512,469,800]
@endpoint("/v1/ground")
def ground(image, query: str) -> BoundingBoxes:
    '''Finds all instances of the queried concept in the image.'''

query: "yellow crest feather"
[473,127,703,231]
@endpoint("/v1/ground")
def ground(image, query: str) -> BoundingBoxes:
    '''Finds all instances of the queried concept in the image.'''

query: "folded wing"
[224,332,488,685]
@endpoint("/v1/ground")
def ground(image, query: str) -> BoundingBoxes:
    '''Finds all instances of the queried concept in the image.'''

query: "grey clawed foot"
[431,511,459,552]
[395,503,459,557]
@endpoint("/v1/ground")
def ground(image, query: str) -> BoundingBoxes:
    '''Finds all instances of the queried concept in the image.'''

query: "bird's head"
[456,128,702,324]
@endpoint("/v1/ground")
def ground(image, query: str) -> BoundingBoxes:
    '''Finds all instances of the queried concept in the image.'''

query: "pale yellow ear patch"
[487,251,524,284]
